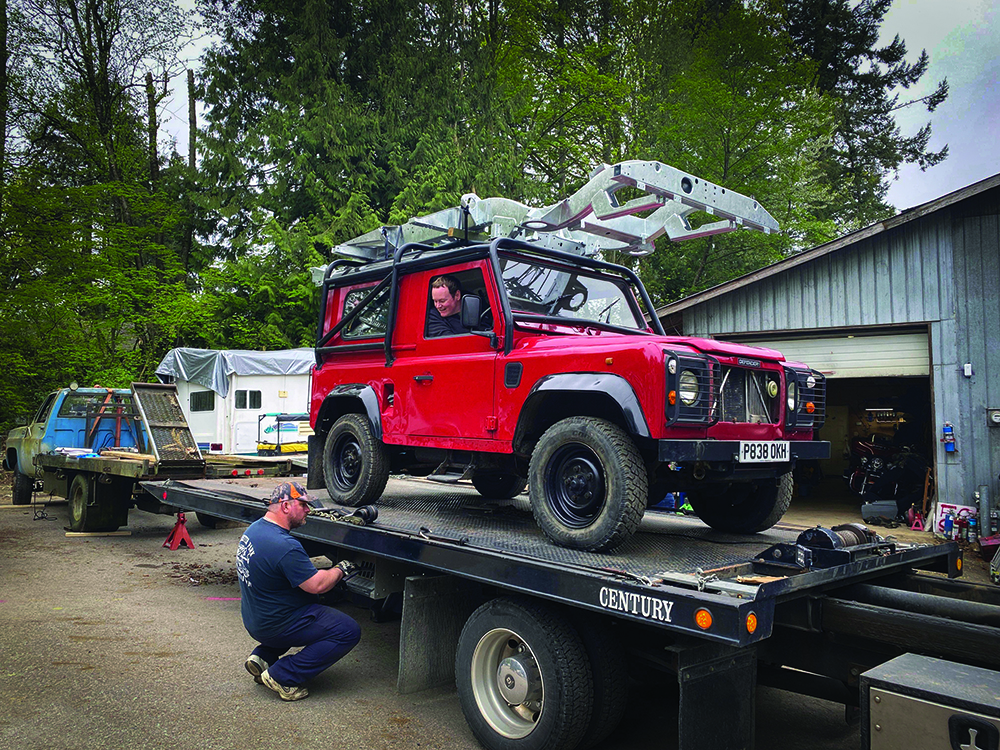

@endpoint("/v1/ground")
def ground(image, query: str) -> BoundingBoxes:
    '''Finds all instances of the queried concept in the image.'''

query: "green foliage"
[0,0,950,431]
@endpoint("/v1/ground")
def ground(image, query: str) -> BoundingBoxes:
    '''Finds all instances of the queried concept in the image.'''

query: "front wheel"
[322,414,389,507]
[456,597,594,750]
[687,471,794,533]
[12,470,33,505]
[528,417,646,551]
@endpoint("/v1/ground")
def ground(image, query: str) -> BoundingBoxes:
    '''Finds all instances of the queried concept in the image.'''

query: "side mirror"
[461,295,481,329]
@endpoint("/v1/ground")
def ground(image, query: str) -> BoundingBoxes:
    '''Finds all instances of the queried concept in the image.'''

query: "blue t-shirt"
[237,518,318,640]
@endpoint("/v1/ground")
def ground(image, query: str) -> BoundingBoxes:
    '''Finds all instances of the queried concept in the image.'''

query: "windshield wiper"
[598,298,620,323]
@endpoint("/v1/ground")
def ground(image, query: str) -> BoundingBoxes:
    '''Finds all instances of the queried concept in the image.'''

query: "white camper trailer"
[156,348,314,455]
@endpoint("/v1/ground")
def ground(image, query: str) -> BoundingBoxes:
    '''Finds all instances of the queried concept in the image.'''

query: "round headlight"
[668,359,677,375]
[806,375,816,388]
[679,370,699,406]
[787,381,797,412]
[767,380,779,399]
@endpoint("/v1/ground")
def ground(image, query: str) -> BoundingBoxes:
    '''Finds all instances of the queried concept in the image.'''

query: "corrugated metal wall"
[684,214,952,334]
[679,185,1000,512]
[948,189,1000,516]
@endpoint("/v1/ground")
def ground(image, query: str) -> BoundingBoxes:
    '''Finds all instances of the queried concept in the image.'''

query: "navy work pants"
[251,604,361,687]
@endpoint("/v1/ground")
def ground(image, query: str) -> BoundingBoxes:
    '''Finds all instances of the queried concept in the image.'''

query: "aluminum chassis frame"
[331,160,779,260]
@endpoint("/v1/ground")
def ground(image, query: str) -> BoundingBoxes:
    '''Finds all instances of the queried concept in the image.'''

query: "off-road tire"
[12,470,33,505]
[456,596,594,750]
[67,474,120,532]
[472,471,527,499]
[528,417,646,551]
[322,414,389,507]
[687,471,794,533]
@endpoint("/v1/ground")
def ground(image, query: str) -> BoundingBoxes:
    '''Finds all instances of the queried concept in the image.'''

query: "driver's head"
[431,275,462,318]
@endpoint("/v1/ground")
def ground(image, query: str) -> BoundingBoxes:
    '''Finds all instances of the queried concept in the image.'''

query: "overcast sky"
[163,0,998,216]
[880,0,1000,211]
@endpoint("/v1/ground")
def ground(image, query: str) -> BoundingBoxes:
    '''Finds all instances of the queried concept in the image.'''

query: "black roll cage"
[315,237,666,367]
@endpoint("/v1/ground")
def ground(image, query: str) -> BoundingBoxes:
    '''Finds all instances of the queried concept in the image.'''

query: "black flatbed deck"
[144,475,957,647]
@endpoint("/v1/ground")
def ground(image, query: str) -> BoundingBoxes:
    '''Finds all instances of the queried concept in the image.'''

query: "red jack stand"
[163,512,196,550]
[910,511,925,531]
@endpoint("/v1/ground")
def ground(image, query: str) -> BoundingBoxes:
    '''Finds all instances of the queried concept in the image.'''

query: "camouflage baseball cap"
[268,481,323,508]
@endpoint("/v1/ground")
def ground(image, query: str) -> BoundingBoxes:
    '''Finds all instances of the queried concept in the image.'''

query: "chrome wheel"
[470,627,545,739]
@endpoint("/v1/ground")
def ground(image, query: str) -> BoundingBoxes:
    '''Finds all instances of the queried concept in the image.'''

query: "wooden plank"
[100,449,157,461]
[65,530,132,537]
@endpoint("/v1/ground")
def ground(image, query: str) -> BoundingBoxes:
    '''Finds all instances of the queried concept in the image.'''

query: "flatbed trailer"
[145,476,999,750]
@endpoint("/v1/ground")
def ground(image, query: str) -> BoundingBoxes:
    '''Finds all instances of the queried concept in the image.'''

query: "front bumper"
[658,440,831,463]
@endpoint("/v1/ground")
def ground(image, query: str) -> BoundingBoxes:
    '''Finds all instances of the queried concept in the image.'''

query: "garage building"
[656,173,1000,532]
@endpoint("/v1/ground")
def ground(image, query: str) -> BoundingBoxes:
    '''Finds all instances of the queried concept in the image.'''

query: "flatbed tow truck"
[145,474,1000,750]
[147,162,997,750]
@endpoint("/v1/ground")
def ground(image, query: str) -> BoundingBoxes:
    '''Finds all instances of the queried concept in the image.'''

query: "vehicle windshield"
[499,256,644,330]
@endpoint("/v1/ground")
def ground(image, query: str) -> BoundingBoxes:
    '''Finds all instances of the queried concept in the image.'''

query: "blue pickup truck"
[4,384,205,531]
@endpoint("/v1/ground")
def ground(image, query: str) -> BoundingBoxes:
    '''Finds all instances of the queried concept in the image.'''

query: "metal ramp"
[131,382,205,469]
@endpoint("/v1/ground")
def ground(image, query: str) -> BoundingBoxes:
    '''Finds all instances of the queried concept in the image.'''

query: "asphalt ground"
[0,475,984,750]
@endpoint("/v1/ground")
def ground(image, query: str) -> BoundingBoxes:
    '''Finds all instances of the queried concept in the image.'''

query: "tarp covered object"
[155,348,314,398]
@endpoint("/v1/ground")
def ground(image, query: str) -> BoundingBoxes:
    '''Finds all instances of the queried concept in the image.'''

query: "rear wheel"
[67,474,120,532]
[456,597,594,750]
[12,470,33,505]
[528,417,646,551]
[472,472,527,499]
[687,471,793,533]
[322,414,389,507]
[196,512,221,528]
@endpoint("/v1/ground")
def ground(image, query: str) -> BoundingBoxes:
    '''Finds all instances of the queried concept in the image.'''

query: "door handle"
[413,375,434,382]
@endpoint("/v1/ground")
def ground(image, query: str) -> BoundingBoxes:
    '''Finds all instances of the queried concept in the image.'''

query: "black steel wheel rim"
[332,433,363,490]
[545,443,606,528]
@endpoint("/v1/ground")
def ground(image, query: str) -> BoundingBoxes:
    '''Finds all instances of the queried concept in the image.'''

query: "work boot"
[260,669,309,701]
[245,654,267,685]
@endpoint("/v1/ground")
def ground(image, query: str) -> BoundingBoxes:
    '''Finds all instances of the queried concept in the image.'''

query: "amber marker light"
[805,402,816,414]
[668,391,677,405]
[956,557,963,572]
[746,612,758,634]
[694,608,713,630]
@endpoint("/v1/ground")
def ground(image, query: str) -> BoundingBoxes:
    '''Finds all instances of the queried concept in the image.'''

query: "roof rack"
[332,160,779,261]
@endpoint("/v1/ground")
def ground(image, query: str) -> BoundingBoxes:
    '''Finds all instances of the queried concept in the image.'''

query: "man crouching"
[236,481,361,701]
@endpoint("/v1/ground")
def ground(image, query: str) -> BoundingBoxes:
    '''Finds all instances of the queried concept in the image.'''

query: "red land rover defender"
[309,162,830,551]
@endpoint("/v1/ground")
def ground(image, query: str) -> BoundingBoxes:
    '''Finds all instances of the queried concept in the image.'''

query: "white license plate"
[738,441,790,463]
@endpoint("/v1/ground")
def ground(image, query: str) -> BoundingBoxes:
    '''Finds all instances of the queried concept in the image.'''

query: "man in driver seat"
[427,275,470,337]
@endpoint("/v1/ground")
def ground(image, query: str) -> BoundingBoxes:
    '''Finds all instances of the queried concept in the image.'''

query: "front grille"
[784,368,827,430]
[665,352,720,426]
[718,367,780,424]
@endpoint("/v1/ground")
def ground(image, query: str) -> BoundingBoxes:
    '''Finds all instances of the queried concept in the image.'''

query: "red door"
[391,266,499,441]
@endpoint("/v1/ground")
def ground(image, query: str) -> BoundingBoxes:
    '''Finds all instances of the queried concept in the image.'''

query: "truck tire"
[12,470,33,505]
[688,471,794,533]
[68,474,119,533]
[456,597,594,750]
[322,414,389,507]
[575,617,629,750]
[528,417,646,552]
[196,512,221,528]
[472,472,527,499]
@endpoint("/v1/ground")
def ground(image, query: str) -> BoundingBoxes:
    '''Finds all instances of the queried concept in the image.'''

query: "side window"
[425,268,488,338]
[342,284,390,340]
[34,393,58,424]
[235,390,262,410]
[190,390,215,412]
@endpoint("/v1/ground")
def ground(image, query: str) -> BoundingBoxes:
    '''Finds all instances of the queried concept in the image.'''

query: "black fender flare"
[317,384,383,441]
[514,372,650,452]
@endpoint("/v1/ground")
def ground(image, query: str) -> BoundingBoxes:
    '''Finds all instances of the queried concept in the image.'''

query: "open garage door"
[732,330,929,379]
[727,329,933,506]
